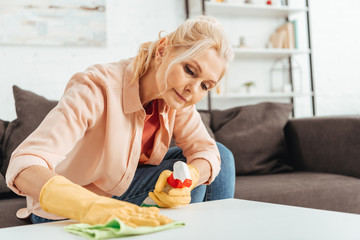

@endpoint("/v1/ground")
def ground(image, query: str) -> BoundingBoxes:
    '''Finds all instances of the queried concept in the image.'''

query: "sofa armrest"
[284,116,360,178]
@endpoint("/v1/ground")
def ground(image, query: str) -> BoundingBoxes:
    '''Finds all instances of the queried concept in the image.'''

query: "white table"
[1,199,360,240]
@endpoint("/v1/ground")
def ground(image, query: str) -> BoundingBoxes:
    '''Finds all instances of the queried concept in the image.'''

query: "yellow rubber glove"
[39,175,173,227]
[149,165,199,208]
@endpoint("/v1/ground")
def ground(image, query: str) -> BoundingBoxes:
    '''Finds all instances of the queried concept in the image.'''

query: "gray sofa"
[1,85,360,228]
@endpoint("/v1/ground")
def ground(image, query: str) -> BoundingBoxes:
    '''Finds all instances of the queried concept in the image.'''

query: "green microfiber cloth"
[64,218,185,240]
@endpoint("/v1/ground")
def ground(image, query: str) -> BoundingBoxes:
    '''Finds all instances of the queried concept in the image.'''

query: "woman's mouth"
[174,89,187,102]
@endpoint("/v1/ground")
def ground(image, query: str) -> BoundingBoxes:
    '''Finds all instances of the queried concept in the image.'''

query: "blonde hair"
[132,15,234,84]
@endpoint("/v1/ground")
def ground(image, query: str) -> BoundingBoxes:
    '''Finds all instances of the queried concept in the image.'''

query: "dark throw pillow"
[0,86,58,176]
[0,120,11,195]
[0,172,11,197]
[211,102,293,175]
[0,120,9,172]
[198,110,215,140]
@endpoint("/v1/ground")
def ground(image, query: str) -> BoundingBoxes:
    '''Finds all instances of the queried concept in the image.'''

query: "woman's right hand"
[40,175,173,227]
[149,165,199,208]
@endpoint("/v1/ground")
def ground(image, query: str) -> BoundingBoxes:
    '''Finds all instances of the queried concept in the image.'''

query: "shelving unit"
[234,48,310,58]
[185,0,315,116]
[213,92,314,99]
[205,2,308,17]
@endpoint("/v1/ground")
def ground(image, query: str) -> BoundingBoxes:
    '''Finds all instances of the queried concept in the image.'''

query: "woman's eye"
[201,82,208,91]
[185,65,195,76]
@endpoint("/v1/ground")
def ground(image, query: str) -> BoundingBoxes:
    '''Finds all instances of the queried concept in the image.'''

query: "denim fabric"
[112,142,235,204]
[30,213,65,224]
[30,142,235,224]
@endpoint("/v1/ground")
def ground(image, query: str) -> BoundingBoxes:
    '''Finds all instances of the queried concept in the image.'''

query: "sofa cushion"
[0,120,8,157]
[1,86,58,176]
[0,197,29,228]
[235,172,360,214]
[0,172,11,196]
[198,110,215,140]
[0,120,8,171]
[211,102,293,175]
[0,120,11,195]
[285,117,360,178]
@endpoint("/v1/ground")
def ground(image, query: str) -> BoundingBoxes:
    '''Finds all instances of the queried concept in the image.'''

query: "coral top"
[140,99,160,164]
[6,59,220,220]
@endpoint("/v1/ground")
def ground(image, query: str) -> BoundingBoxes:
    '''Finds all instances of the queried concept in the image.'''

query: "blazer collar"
[122,60,143,114]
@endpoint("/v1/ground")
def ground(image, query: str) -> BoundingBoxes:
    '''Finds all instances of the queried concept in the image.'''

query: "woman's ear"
[155,37,169,63]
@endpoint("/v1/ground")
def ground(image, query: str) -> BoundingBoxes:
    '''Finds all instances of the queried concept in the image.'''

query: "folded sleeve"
[172,105,220,184]
[6,71,106,195]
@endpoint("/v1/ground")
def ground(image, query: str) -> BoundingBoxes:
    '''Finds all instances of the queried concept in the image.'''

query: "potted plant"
[243,81,256,93]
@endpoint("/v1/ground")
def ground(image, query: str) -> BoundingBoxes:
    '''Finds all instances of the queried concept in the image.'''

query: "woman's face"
[157,47,226,110]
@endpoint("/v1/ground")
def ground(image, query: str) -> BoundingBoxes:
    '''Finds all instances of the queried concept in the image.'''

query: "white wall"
[310,0,360,116]
[0,0,359,121]
[0,0,184,121]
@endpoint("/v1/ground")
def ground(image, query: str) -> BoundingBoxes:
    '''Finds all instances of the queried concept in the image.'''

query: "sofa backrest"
[284,116,360,178]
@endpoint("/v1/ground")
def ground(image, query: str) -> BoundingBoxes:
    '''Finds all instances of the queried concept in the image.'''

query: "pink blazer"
[6,59,220,220]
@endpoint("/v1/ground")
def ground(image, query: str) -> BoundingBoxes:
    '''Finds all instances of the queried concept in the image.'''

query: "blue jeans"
[31,142,235,224]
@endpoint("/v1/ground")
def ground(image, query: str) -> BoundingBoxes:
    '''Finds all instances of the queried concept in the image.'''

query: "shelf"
[205,2,308,17]
[195,0,315,116]
[234,48,310,58]
[212,92,313,99]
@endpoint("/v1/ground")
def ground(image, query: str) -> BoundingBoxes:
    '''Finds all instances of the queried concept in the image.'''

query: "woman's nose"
[185,81,199,94]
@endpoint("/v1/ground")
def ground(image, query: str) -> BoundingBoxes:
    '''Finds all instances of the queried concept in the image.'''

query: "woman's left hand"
[149,165,199,208]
